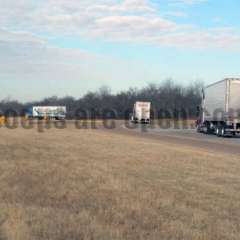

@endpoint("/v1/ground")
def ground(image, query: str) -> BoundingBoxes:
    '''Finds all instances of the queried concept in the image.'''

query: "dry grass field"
[0,123,240,240]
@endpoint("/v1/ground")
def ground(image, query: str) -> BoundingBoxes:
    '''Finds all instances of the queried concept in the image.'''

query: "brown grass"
[0,124,240,240]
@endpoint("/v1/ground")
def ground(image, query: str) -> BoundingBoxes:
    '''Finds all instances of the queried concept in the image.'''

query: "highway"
[109,121,240,156]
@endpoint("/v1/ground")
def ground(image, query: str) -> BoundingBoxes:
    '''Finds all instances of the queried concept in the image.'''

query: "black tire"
[220,127,226,137]
[216,127,221,137]
[196,125,201,133]
[206,127,212,134]
[204,121,213,135]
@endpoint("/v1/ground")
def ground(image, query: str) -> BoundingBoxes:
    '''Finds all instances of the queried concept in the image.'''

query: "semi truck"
[131,101,151,124]
[26,106,67,120]
[196,78,240,137]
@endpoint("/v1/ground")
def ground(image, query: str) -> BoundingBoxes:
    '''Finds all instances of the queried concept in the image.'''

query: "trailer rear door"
[229,80,240,118]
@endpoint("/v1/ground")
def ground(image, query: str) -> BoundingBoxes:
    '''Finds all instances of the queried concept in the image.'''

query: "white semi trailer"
[27,106,67,120]
[131,102,151,124]
[197,78,240,137]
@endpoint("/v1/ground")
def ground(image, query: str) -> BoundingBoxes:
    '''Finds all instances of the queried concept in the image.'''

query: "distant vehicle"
[196,78,240,137]
[27,106,67,120]
[131,101,151,124]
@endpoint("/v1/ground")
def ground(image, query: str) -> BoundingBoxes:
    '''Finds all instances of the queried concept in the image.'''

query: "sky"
[0,0,240,101]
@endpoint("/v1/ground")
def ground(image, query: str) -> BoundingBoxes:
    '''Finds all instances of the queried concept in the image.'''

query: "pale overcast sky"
[0,0,240,101]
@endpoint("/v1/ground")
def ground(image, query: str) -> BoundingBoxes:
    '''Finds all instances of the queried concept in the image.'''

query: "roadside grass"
[0,126,239,239]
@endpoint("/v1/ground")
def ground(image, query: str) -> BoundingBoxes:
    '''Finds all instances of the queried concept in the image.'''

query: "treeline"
[0,80,203,119]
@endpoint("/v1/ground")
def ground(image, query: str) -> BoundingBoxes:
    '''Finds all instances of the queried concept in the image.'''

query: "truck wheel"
[221,128,226,137]
[216,127,223,137]
[206,127,213,134]
[196,125,201,133]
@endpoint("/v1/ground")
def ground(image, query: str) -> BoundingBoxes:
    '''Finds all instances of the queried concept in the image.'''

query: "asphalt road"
[111,122,240,156]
